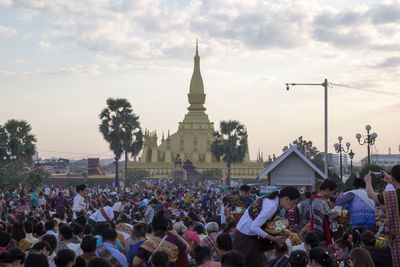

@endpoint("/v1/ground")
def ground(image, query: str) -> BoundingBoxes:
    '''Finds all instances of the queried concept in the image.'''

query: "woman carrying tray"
[233,186,300,266]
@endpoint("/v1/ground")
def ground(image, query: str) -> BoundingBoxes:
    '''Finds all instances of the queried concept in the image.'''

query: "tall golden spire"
[188,39,206,111]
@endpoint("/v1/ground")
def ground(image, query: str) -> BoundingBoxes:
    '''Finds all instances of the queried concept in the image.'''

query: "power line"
[330,82,400,97]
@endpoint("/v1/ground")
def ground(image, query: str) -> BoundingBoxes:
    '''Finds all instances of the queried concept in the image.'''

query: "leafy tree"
[283,136,324,171]
[344,173,358,191]
[126,169,149,185]
[99,98,142,187]
[81,171,88,184]
[124,125,143,181]
[200,169,222,183]
[0,120,36,164]
[27,172,43,188]
[328,169,345,192]
[358,163,386,192]
[211,120,248,186]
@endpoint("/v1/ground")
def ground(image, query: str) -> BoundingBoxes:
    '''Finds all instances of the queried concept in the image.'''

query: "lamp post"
[334,136,350,181]
[356,125,377,166]
[348,150,355,175]
[285,79,329,176]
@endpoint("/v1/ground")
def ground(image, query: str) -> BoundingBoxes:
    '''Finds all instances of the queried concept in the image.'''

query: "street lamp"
[286,79,329,176]
[356,125,377,166]
[334,136,350,181]
[348,150,355,175]
[1,149,17,184]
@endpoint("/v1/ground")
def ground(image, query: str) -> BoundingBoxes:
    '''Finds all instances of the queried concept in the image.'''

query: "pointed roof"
[189,39,205,96]
[257,144,327,180]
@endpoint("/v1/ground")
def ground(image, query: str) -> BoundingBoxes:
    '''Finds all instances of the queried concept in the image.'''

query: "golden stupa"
[128,42,264,179]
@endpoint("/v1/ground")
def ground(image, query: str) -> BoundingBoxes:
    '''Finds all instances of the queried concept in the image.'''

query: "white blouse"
[236,196,279,238]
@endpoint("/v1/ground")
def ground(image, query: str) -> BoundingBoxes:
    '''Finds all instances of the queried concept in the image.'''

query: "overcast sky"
[1,0,400,162]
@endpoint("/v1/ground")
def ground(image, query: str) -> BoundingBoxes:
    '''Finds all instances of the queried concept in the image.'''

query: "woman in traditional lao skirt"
[308,179,338,247]
[233,186,300,266]
[365,165,400,267]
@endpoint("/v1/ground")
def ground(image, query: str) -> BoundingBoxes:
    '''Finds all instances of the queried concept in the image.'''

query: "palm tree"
[123,124,143,182]
[99,98,142,187]
[211,120,248,186]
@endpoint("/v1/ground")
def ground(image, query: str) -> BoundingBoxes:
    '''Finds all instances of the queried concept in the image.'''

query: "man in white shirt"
[145,199,157,225]
[72,184,88,226]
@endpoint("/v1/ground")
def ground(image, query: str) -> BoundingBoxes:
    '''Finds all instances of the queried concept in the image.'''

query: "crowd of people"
[0,164,398,267]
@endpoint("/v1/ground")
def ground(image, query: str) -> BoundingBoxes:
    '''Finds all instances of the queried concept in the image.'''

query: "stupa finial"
[196,37,198,55]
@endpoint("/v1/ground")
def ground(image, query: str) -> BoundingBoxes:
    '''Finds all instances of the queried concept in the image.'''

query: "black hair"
[24,221,33,234]
[304,232,320,249]
[335,238,352,251]
[31,241,51,252]
[150,250,169,267]
[45,220,55,231]
[132,224,146,239]
[76,184,87,194]
[221,250,246,267]
[83,224,94,235]
[41,234,57,253]
[193,224,204,235]
[391,164,400,183]
[80,235,97,253]
[33,223,46,237]
[54,249,76,267]
[305,191,312,199]
[11,222,26,242]
[216,233,233,251]
[309,248,332,267]
[239,185,251,192]
[353,178,366,189]
[319,179,337,191]
[194,246,212,265]
[0,231,11,247]
[59,226,73,240]
[152,211,168,232]
[71,223,84,236]
[8,248,25,263]
[102,228,117,242]
[87,258,111,267]
[266,186,300,200]
[96,222,110,236]
[289,250,308,267]
[24,253,49,267]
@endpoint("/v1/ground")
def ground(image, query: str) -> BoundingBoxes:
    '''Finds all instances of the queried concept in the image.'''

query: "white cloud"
[0,0,12,7]
[0,25,17,37]
[38,40,52,49]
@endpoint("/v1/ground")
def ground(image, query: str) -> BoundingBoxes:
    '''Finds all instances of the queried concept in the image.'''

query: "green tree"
[200,169,222,183]
[0,120,36,163]
[124,125,143,182]
[81,170,88,184]
[27,172,43,188]
[99,98,142,187]
[328,169,345,192]
[359,163,386,192]
[344,173,358,191]
[126,169,149,185]
[283,136,324,171]
[211,120,248,186]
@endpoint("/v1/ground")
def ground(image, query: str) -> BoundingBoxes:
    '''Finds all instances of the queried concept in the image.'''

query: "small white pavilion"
[256,145,327,191]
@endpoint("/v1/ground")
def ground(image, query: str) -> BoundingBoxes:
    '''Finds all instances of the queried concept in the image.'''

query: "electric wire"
[329,82,400,97]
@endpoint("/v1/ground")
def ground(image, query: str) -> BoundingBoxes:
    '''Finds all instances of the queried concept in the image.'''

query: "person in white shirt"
[112,198,127,218]
[234,186,300,267]
[89,201,114,223]
[72,184,88,226]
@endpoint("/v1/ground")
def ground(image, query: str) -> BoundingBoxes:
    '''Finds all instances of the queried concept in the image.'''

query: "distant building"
[328,153,349,173]
[362,154,400,167]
